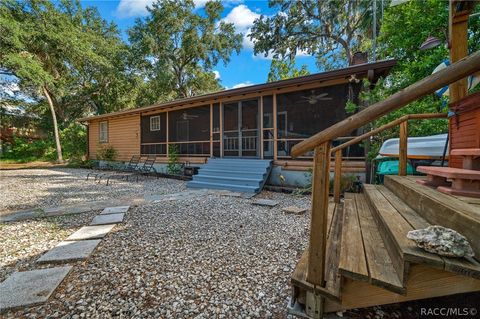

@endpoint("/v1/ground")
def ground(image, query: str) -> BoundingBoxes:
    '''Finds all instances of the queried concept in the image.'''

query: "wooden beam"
[260,96,264,159]
[273,93,278,160]
[398,121,408,176]
[220,103,224,157]
[291,50,480,158]
[307,142,331,286]
[333,150,342,203]
[330,113,447,153]
[449,1,471,103]
[166,111,169,155]
[210,103,213,157]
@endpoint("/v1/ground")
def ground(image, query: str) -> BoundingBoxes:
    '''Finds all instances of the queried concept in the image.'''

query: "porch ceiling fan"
[301,90,333,104]
[181,112,199,120]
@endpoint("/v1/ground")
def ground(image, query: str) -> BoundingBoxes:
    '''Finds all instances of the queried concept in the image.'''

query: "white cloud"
[222,4,260,49]
[116,0,243,17]
[115,0,154,18]
[229,81,253,89]
[213,70,220,79]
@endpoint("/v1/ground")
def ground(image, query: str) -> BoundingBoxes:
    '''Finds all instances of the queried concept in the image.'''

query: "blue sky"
[79,0,319,89]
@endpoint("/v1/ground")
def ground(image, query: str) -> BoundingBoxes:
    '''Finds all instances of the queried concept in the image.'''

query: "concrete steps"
[186,158,272,193]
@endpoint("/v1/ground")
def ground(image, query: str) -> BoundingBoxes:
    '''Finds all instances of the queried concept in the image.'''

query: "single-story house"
[79,59,395,187]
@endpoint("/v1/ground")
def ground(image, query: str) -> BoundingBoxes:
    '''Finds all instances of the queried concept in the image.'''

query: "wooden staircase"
[290,175,480,316]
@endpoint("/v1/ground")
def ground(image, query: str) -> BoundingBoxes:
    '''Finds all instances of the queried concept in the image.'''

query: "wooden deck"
[290,175,480,314]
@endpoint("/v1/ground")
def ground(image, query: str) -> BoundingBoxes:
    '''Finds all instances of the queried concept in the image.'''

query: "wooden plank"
[324,203,344,298]
[398,121,408,176]
[307,142,331,286]
[338,194,369,281]
[333,150,342,203]
[291,50,480,158]
[325,263,480,313]
[273,94,278,160]
[384,175,480,259]
[355,193,405,294]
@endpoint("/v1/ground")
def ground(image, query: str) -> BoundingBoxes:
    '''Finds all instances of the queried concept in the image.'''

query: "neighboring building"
[79,59,395,186]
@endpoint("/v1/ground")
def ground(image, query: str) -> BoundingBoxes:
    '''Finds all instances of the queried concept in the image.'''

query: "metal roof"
[78,59,396,122]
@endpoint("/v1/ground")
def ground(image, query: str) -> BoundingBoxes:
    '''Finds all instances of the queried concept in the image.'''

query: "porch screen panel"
[276,84,362,158]
[141,113,167,155]
[168,105,210,156]
[212,103,221,157]
[262,95,274,159]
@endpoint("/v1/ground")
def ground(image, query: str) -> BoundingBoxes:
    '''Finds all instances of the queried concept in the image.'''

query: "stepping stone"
[90,213,124,226]
[66,224,115,241]
[0,266,72,313]
[282,206,307,215]
[100,206,130,215]
[37,240,102,264]
[251,199,279,207]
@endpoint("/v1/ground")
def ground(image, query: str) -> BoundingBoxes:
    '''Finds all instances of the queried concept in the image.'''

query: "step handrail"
[291,50,480,158]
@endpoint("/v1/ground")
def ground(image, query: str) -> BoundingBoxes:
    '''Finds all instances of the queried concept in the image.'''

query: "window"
[150,116,161,131]
[99,121,108,143]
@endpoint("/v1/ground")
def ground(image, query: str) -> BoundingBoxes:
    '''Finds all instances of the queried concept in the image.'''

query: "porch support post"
[307,142,331,285]
[399,121,408,176]
[260,96,264,159]
[273,93,278,160]
[220,102,224,158]
[449,1,469,103]
[166,111,169,156]
[210,103,213,157]
[333,149,342,203]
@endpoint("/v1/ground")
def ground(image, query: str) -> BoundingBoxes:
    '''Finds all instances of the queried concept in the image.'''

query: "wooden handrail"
[291,50,480,158]
[330,113,447,153]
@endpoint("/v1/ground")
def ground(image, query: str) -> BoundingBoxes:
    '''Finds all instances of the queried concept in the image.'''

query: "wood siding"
[88,115,140,161]
[449,93,480,168]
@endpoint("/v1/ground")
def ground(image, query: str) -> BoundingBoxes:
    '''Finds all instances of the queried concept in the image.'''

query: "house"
[79,59,395,187]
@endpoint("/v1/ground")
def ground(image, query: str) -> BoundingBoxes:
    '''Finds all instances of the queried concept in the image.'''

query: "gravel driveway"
[0,168,186,213]
[1,172,311,318]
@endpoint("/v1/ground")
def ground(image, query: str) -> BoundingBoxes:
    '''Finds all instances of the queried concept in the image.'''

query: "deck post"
[273,93,278,160]
[307,142,331,285]
[333,149,342,203]
[399,121,408,176]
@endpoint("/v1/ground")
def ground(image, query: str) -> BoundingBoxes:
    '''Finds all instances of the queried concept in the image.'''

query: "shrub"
[167,145,182,174]
[61,123,87,158]
[1,136,55,162]
[97,144,118,161]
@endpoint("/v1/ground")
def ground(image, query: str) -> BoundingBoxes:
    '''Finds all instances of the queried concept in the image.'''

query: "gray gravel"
[0,168,186,213]
[2,191,311,318]
[0,211,97,282]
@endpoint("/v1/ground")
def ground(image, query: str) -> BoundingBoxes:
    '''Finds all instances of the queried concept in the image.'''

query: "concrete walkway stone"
[282,206,307,215]
[251,199,279,207]
[0,266,72,313]
[100,206,129,215]
[37,240,102,264]
[66,224,115,241]
[90,213,124,226]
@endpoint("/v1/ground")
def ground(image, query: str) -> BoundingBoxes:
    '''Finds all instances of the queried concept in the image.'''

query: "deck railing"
[289,50,480,297]
[330,112,448,203]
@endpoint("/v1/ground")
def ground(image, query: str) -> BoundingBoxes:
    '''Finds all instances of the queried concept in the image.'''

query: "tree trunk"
[43,86,63,163]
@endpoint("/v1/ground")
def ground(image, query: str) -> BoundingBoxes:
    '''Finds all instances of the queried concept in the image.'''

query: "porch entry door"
[223,99,259,157]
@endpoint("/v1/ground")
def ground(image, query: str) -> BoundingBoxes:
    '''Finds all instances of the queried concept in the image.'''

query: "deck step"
[186,158,272,193]
[385,175,480,258]
[339,193,404,294]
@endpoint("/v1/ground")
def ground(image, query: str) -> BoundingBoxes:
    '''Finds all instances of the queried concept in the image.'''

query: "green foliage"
[128,0,242,102]
[60,123,87,158]
[1,136,56,162]
[167,145,182,175]
[97,144,117,161]
[267,58,310,82]
[250,0,373,69]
